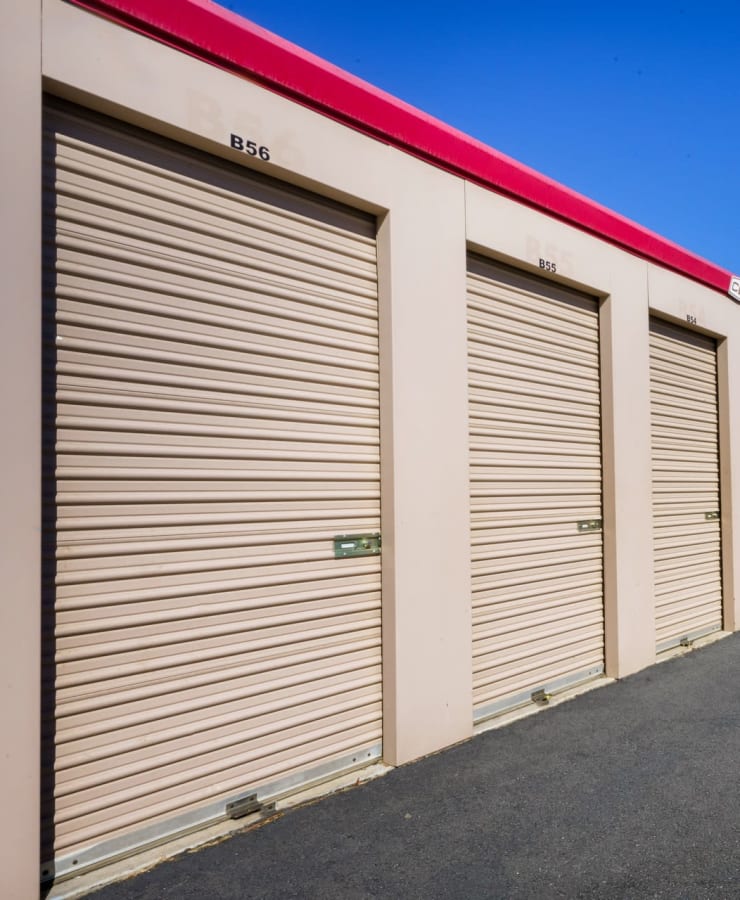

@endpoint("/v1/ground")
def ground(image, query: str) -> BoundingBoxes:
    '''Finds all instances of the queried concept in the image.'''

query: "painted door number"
[230,133,271,160]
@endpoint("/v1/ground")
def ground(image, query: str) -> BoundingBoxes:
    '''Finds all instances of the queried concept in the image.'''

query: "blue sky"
[215,2,740,275]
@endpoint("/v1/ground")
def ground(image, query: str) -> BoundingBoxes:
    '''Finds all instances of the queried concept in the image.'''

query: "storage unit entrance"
[42,105,382,879]
[649,319,723,650]
[467,259,605,720]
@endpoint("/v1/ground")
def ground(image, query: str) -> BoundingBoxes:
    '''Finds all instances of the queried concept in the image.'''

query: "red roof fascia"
[64,0,732,294]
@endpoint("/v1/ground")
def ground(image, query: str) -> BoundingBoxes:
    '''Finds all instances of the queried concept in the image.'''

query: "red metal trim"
[64,0,732,294]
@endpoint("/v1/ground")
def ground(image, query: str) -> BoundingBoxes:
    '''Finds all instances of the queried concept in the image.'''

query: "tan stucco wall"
[377,168,472,764]
[1,3,42,898]
[0,0,729,893]
[599,276,656,675]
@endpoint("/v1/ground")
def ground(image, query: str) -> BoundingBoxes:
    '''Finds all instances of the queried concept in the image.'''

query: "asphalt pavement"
[85,634,740,899]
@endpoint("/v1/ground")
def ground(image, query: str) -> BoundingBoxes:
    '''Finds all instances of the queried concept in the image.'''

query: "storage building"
[3,2,740,897]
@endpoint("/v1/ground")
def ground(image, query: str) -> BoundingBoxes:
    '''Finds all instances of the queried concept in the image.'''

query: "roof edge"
[64,0,732,295]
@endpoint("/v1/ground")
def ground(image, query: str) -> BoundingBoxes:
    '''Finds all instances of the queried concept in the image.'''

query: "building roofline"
[65,0,733,295]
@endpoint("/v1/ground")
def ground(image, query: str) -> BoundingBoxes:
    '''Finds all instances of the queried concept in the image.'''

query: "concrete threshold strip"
[49,630,731,900]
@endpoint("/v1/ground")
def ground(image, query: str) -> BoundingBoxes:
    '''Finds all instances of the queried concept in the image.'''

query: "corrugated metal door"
[42,105,381,879]
[649,318,722,650]
[467,258,604,721]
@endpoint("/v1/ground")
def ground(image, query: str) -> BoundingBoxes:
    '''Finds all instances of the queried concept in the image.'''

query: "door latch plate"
[576,519,602,533]
[334,533,381,558]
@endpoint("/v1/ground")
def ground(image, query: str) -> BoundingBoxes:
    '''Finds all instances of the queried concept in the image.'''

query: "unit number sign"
[229,133,271,161]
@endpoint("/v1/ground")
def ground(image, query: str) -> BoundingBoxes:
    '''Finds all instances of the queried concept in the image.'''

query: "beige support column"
[378,162,473,766]
[718,336,739,631]
[0,3,42,899]
[600,263,656,676]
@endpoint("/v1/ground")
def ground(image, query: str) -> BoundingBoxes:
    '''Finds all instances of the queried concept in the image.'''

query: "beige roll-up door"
[649,318,722,651]
[42,105,381,880]
[467,258,604,722]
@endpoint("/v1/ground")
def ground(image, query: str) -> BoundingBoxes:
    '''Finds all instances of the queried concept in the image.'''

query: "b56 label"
[230,133,271,161]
